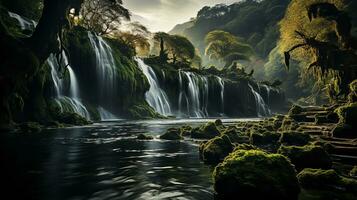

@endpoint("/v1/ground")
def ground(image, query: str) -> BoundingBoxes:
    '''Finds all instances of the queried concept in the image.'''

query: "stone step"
[328,146,357,156]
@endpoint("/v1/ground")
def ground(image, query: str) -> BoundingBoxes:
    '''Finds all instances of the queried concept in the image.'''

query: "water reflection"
[0,119,254,200]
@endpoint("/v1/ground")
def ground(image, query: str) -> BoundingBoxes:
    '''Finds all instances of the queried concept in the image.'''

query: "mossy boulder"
[191,121,222,139]
[180,125,193,137]
[298,168,357,193]
[199,135,233,164]
[18,122,42,133]
[335,103,357,126]
[289,105,304,115]
[213,150,300,200]
[278,145,332,171]
[250,131,281,146]
[348,80,357,103]
[279,131,311,146]
[332,103,357,138]
[137,134,154,140]
[160,128,183,140]
[57,112,90,126]
[332,123,355,138]
[350,166,357,178]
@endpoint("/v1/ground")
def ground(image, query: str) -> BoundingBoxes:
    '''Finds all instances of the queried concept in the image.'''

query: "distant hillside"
[169,0,291,58]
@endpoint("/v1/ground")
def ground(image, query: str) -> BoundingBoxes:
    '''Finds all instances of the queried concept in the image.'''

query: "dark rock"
[160,128,183,140]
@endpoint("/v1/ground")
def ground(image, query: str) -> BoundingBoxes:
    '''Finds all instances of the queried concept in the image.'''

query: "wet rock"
[57,112,90,126]
[191,121,222,139]
[19,122,42,133]
[279,131,311,146]
[137,134,154,140]
[278,145,332,171]
[298,168,357,193]
[160,128,183,140]
[213,150,300,200]
[199,135,233,164]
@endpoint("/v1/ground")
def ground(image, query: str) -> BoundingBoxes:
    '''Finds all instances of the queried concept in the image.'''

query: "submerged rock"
[213,150,300,200]
[278,145,332,171]
[137,134,154,140]
[160,128,183,140]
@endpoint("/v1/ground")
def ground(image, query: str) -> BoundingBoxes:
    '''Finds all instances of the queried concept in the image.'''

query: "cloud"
[123,0,241,32]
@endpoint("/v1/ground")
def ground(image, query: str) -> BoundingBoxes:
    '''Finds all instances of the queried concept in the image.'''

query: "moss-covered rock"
[278,145,332,171]
[160,128,183,140]
[57,112,90,126]
[298,168,357,193]
[191,121,222,139]
[250,130,281,146]
[289,105,304,115]
[213,150,300,200]
[279,131,311,146]
[350,166,357,178]
[199,135,233,164]
[332,123,355,138]
[137,133,154,140]
[18,122,42,133]
[335,103,357,126]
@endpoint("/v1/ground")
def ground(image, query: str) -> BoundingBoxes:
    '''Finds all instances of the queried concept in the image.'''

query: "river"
[0,119,257,200]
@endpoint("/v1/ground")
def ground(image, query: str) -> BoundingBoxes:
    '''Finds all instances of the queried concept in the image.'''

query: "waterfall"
[135,58,172,116]
[248,84,271,117]
[8,11,36,31]
[98,107,118,121]
[217,76,225,113]
[87,32,117,99]
[178,71,209,118]
[47,54,90,119]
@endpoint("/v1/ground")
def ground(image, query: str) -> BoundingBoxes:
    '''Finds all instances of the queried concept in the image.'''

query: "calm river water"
[0,119,256,200]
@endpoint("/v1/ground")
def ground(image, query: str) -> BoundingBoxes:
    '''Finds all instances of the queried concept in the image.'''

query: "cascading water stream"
[87,32,119,120]
[48,54,90,119]
[248,84,271,117]
[135,58,172,116]
[216,76,225,114]
[8,11,37,31]
[178,71,209,118]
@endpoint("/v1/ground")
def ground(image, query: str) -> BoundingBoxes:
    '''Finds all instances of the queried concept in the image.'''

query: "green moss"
[350,166,357,178]
[137,134,154,140]
[298,168,357,193]
[213,150,300,200]
[335,103,357,126]
[289,104,304,115]
[250,130,281,145]
[278,145,332,171]
[160,128,183,140]
[191,121,222,139]
[199,135,233,164]
[56,112,90,126]
[279,131,311,146]
[332,123,355,138]
[18,121,42,133]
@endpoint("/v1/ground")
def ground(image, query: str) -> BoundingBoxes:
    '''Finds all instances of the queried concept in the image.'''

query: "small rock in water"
[137,133,154,140]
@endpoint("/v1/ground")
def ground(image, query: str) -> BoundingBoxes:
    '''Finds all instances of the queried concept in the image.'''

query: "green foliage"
[204,30,254,68]
[153,32,196,65]
[278,145,332,171]
[213,149,300,200]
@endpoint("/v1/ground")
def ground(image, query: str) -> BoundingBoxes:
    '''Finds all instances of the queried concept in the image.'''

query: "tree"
[114,22,151,56]
[204,30,254,68]
[153,32,196,64]
[80,0,130,35]
[279,0,357,100]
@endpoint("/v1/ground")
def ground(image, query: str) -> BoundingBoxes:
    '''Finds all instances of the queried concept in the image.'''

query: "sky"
[122,0,240,32]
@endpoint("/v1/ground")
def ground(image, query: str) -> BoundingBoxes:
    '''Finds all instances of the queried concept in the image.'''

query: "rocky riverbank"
[159,99,357,199]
